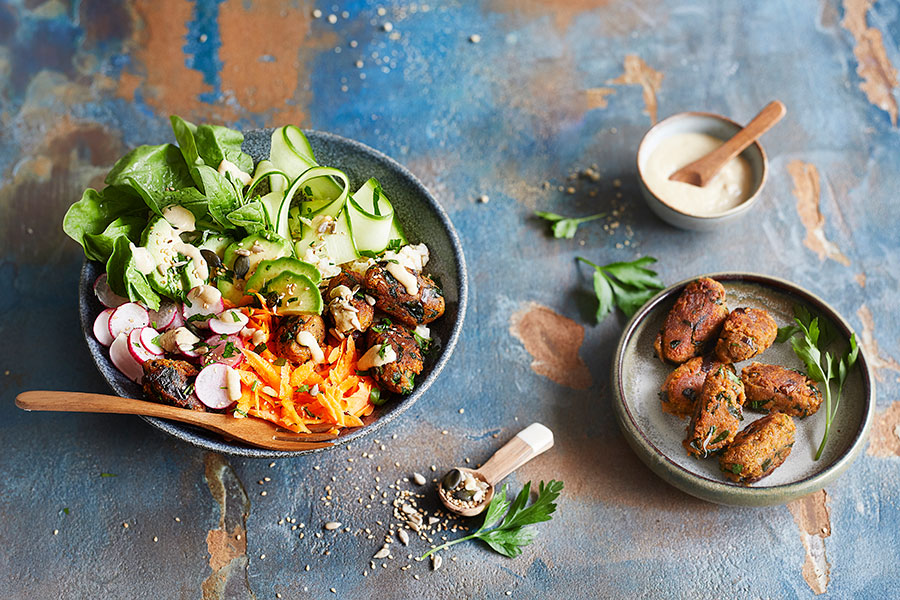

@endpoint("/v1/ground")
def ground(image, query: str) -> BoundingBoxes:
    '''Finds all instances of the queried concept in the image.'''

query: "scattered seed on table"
[269,462,275,468]
[458,408,465,414]
[53,529,58,535]
[260,554,266,560]
[373,546,391,559]
[432,554,442,570]
[153,536,158,542]
[324,521,342,531]
[469,34,481,43]
[261,491,267,496]
[312,9,322,18]
[398,529,410,545]
[412,473,426,486]
[383,22,393,32]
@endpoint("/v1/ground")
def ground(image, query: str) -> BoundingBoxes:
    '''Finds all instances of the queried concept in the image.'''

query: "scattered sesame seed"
[312,9,322,18]
[123,523,129,529]
[327,14,337,23]
[477,194,489,203]
[458,408,464,414]
[175,517,181,522]
[53,529,58,535]
[430,465,436,471]
[260,554,266,560]
[261,491,267,496]
[269,462,275,468]
[382,22,393,32]
[377,7,387,16]
[199,33,208,43]
[469,34,481,43]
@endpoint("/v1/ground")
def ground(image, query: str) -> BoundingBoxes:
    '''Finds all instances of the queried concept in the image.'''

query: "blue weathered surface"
[2,0,899,598]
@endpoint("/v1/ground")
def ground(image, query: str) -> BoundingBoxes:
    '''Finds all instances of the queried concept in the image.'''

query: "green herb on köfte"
[421,479,563,560]
[776,305,859,460]
[535,211,606,239]
[576,256,665,322]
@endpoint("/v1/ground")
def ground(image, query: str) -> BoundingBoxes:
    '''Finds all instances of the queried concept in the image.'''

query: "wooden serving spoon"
[15,391,337,451]
[438,423,554,517]
[668,100,786,187]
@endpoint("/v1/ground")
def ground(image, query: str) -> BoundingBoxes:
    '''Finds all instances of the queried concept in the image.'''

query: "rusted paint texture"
[2,0,900,598]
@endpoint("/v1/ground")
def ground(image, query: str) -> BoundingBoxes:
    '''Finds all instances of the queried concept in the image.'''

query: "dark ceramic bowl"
[79,130,467,458]
[611,273,874,506]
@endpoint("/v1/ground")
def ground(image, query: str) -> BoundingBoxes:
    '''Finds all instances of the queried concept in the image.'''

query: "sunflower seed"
[431,554,442,571]
[324,521,342,530]
[412,472,426,486]
[397,528,409,546]
[373,546,391,559]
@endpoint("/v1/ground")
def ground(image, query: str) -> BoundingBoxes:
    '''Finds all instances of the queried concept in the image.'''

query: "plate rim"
[79,128,468,458]
[610,271,875,506]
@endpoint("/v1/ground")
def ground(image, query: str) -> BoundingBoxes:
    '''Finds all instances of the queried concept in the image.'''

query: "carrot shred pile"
[232,306,376,434]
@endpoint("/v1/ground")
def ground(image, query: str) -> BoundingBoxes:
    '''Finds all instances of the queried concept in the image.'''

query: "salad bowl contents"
[67,118,466,456]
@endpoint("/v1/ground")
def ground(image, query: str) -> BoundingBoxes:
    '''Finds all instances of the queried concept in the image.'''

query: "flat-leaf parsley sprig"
[576,256,665,322]
[535,211,606,239]
[776,305,859,460]
[421,480,563,560]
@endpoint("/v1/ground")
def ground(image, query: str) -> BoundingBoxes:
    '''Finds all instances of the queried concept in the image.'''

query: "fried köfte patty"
[365,264,445,327]
[365,324,424,395]
[326,270,375,336]
[683,364,745,458]
[274,314,326,363]
[660,356,720,419]
[741,362,822,418]
[142,358,203,411]
[719,412,795,484]
[654,277,728,364]
[714,308,778,363]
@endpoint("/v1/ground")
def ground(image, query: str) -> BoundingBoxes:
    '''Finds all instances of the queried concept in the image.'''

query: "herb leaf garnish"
[777,305,858,460]
[535,211,605,239]
[576,256,664,321]
[421,480,563,560]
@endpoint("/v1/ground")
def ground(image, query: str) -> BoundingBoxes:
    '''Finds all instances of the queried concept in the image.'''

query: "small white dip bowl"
[637,112,768,231]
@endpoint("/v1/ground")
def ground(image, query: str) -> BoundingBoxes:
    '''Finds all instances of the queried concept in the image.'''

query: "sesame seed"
[53,529,58,535]
[260,554,266,560]
[175,517,181,522]
[123,523,129,529]
[312,9,322,18]
[327,14,337,23]
[458,408,464,414]
[153,536,158,542]
[469,34,481,43]
[382,22,393,32]
[261,491,267,496]
[377,7,387,15]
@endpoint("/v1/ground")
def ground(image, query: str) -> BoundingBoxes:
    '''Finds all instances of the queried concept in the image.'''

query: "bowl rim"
[636,111,769,221]
[79,128,468,459]
[610,272,874,506]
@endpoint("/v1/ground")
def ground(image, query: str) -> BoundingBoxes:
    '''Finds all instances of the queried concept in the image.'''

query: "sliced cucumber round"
[245,257,322,293]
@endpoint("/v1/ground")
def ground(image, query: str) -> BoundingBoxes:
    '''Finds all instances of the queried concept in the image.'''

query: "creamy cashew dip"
[643,132,753,216]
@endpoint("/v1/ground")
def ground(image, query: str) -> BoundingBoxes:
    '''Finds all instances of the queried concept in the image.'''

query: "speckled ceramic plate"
[79,129,467,458]
[611,273,874,506]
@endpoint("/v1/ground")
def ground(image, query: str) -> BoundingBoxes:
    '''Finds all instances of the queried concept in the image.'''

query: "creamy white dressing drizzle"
[328,285,362,334]
[162,205,196,232]
[188,284,221,309]
[643,132,753,216]
[296,330,325,363]
[357,343,397,371]
[130,243,156,275]
[226,366,243,402]
[386,262,419,295]
[218,159,252,186]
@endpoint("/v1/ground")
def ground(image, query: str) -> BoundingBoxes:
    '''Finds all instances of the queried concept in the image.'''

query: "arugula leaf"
[535,211,605,239]
[577,256,664,321]
[105,144,193,197]
[63,187,149,255]
[106,236,161,311]
[226,200,267,233]
[193,165,242,228]
[421,480,563,560]
[82,216,146,262]
[169,115,202,177]
[777,306,859,460]
[194,124,253,174]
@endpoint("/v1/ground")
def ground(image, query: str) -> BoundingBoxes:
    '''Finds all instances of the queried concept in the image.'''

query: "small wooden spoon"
[16,391,336,451]
[438,423,554,517]
[668,100,786,187]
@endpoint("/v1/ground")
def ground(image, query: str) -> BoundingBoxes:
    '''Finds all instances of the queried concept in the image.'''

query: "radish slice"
[208,309,250,335]
[182,285,224,328]
[194,363,236,409]
[167,309,185,331]
[203,334,244,368]
[93,309,115,347]
[108,302,150,339]
[128,329,156,364]
[148,300,179,330]
[110,333,144,383]
[94,274,128,308]
[139,327,164,355]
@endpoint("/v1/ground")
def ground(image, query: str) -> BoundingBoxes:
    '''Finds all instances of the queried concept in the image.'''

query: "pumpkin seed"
[442,468,462,490]
[234,254,250,279]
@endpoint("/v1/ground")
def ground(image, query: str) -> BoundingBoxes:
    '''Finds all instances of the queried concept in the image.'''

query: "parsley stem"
[419,533,477,560]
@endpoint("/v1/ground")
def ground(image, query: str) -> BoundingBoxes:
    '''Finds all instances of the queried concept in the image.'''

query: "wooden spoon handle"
[16,390,210,423]
[478,423,554,486]
[698,101,785,176]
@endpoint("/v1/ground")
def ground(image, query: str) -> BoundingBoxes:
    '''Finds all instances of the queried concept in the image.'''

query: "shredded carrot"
[230,307,376,433]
